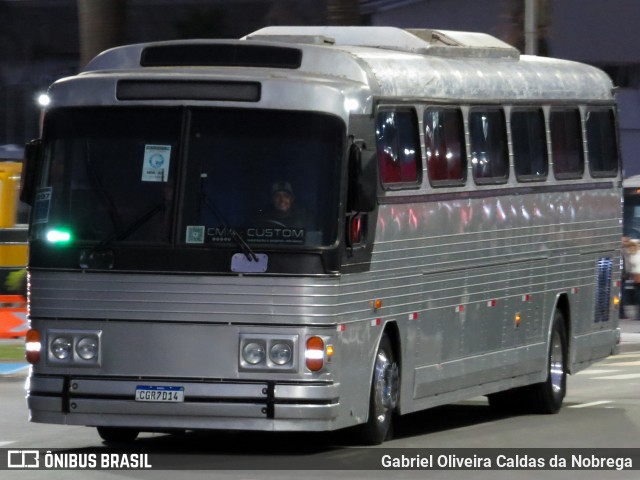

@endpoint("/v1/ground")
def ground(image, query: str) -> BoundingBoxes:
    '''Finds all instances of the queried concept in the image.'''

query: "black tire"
[96,426,139,444]
[487,388,521,414]
[527,309,567,414]
[355,334,399,445]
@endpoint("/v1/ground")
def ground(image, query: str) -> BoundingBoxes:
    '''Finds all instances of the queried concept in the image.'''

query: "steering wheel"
[263,219,287,228]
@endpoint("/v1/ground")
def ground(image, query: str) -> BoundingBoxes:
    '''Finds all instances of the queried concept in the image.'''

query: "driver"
[258,181,308,228]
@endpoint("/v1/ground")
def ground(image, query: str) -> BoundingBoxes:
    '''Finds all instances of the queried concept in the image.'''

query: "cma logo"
[7,450,39,468]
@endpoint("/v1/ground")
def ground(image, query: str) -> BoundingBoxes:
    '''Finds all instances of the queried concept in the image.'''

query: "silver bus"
[22,27,622,445]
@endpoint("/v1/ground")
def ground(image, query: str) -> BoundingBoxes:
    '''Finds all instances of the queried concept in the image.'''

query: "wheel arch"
[355,321,402,445]
[382,321,402,412]
[554,292,571,335]
[552,292,571,370]
[367,321,402,407]
[382,321,402,368]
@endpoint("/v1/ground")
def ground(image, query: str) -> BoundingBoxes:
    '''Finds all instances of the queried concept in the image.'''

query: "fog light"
[270,342,292,365]
[51,337,72,360]
[243,341,266,365]
[76,337,98,360]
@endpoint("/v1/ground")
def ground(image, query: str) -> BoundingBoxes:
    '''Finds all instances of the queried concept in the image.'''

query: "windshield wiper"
[84,141,124,236]
[98,203,165,248]
[200,194,258,262]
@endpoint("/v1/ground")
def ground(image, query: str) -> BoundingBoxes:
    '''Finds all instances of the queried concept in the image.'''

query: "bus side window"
[551,108,584,179]
[469,108,509,184]
[512,108,548,182]
[586,108,619,178]
[424,108,466,186]
[375,109,421,189]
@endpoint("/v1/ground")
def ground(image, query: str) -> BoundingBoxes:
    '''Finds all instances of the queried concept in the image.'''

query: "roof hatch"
[244,26,520,59]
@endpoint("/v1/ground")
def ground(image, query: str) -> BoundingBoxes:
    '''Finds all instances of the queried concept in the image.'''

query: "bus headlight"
[76,336,99,360]
[51,337,72,360]
[47,329,102,366]
[269,342,293,365]
[242,341,266,365]
[239,335,298,371]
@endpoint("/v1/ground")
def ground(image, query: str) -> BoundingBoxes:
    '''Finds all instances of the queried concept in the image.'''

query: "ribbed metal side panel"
[361,191,621,313]
[351,188,620,367]
[29,274,343,325]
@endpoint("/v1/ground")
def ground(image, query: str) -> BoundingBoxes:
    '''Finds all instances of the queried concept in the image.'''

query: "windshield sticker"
[141,144,171,182]
[33,187,52,224]
[246,227,305,244]
[186,226,205,244]
[203,227,305,245]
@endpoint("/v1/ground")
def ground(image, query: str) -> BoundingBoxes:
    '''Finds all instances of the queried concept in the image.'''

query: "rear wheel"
[528,309,567,413]
[487,309,567,414]
[96,426,139,444]
[356,334,399,445]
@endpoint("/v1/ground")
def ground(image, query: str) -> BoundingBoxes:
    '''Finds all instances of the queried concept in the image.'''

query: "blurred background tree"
[327,0,361,25]
[503,0,551,55]
[77,0,126,67]
[174,7,232,39]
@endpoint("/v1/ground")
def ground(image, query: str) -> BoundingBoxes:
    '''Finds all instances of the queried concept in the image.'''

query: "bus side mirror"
[20,138,42,206]
[347,142,377,213]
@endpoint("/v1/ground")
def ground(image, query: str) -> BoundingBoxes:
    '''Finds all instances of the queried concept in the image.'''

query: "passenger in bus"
[257,181,311,229]
[624,238,640,320]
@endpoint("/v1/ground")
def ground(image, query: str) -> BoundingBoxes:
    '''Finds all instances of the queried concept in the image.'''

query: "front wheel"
[355,334,399,445]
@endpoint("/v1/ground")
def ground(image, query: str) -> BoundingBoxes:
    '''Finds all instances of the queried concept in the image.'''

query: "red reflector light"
[305,336,324,372]
[25,329,41,364]
[349,215,362,245]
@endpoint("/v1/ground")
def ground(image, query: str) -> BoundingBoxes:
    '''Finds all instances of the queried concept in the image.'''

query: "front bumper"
[27,375,341,432]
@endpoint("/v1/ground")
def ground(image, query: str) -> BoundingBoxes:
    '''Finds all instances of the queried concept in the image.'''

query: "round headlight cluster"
[242,342,266,365]
[50,335,99,362]
[76,337,98,360]
[241,338,295,369]
[269,343,292,365]
[51,337,72,360]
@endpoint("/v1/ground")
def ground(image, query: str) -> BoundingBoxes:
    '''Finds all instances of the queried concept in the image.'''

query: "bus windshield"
[34,107,344,248]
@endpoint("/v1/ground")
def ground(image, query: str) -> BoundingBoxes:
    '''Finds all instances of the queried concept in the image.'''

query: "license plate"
[135,385,184,403]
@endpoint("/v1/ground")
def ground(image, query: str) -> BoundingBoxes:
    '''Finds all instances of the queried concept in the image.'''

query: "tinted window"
[424,108,466,186]
[37,108,182,244]
[586,109,619,177]
[375,109,421,188]
[551,109,584,179]
[512,108,548,181]
[469,109,509,184]
[35,108,344,248]
[183,109,343,247]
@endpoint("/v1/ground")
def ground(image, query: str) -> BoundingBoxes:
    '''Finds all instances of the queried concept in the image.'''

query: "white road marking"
[575,369,621,375]
[593,373,640,380]
[0,441,14,447]
[569,400,613,409]
[604,360,640,367]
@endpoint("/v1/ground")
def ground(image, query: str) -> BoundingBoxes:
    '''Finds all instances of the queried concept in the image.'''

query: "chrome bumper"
[27,375,341,431]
